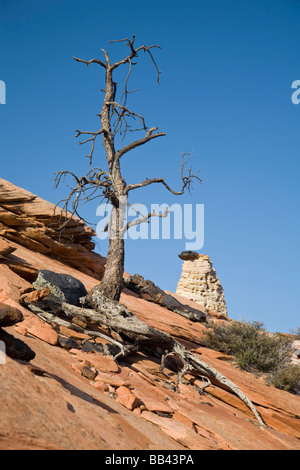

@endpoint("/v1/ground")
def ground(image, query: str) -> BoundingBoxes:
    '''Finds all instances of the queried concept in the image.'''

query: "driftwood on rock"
[22,291,265,427]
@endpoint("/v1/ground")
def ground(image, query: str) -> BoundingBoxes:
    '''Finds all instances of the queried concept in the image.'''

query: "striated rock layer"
[0,178,106,280]
[176,251,227,317]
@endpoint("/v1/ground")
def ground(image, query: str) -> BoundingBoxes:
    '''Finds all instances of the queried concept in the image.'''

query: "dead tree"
[55,36,201,301]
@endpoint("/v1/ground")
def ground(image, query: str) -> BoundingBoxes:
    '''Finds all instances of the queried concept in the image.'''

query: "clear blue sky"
[0,0,299,333]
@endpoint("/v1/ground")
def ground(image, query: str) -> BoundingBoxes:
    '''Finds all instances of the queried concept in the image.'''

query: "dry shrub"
[203,320,300,395]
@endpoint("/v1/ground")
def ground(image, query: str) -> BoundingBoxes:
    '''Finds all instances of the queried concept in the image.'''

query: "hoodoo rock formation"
[176,251,228,317]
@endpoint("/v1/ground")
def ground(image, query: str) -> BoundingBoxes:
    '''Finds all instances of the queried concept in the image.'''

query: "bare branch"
[108,35,162,84]
[53,168,113,228]
[161,153,202,195]
[106,100,149,143]
[101,48,111,66]
[75,128,104,165]
[115,127,166,160]
[73,57,107,69]
[125,154,201,195]
[121,207,169,235]
[106,101,147,131]
[125,177,164,194]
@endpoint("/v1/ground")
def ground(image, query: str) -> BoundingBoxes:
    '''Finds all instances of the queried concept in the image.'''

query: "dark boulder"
[0,328,36,362]
[0,302,24,327]
[58,335,80,351]
[33,270,88,306]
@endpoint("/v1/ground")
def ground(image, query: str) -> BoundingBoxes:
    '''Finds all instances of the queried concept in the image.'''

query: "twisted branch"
[125,153,202,195]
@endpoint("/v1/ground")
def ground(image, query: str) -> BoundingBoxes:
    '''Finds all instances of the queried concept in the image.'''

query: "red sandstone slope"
[0,178,299,450]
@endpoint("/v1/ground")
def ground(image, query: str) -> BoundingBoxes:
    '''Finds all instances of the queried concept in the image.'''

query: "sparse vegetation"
[202,320,300,395]
[268,365,300,394]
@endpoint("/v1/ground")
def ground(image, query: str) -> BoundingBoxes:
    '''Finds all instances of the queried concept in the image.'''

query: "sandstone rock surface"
[176,251,228,317]
[0,180,299,450]
[0,178,106,281]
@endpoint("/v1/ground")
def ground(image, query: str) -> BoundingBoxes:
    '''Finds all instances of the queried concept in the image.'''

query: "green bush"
[202,320,300,394]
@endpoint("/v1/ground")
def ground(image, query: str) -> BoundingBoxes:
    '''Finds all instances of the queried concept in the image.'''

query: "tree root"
[25,301,129,358]
[22,291,266,427]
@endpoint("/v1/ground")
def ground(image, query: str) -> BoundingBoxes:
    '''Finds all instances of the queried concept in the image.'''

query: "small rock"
[20,288,51,303]
[93,380,108,392]
[68,349,119,373]
[58,335,80,350]
[82,359,92,368]
[178,251,200,261]
[116,386,140,410]
[71,362,83,375]
[81,340,103,354]
[0,302,23,327]
[81,366,97,381]
[0,238,16,257]
[27,323,58,346]
[89,355,119,373]
[68,348,88,359]
[95,372,130,388]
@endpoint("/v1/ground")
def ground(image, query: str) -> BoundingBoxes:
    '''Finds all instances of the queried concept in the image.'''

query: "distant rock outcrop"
[176,251,227,317]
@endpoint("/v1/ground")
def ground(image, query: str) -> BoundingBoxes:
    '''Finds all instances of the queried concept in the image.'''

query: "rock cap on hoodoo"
[178,251,210,261]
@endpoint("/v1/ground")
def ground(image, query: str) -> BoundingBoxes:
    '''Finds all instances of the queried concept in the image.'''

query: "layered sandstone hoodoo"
[176,251,227,317]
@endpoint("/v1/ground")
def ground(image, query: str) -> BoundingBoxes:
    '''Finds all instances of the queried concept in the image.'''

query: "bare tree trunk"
[96,235,124,301]
[93,205,125,301]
